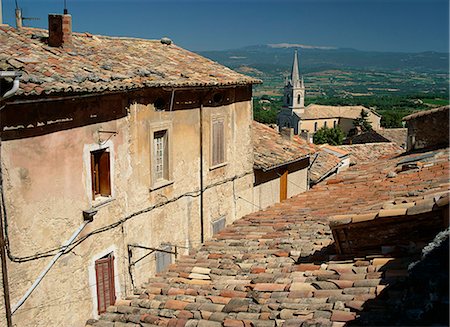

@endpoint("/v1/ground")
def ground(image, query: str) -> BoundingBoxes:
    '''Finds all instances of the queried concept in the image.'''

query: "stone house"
[252,122,313,209]
[0,13,260,326]
[277,51,381,138]
[403,105,449,151]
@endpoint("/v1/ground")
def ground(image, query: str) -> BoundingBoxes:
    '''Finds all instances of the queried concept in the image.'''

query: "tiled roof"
[319,144,349,158]
[337,142,403,165]
[403,105,449,121]
[89,145,449,327]
[344,130,391,145]
[376,128,407,148]
[298,104,380,120]
[309,150,342,184]
[252,122,315,171]
[0,26,260,97]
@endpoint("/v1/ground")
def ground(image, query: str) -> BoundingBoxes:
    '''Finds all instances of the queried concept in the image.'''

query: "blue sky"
[2,0,449,52]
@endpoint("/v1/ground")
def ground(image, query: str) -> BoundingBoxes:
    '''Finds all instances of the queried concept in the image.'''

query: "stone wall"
[406,108,449,151]
[0,85,254,326]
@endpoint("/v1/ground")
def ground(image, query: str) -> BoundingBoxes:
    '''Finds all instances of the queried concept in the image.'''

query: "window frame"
[85,141,115,207]
[149,121,173,190]
[210,115,227,169]
[90,148,112,200]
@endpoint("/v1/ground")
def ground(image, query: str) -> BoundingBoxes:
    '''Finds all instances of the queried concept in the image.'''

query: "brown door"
[95,253,116,314]
[280,170,288,201]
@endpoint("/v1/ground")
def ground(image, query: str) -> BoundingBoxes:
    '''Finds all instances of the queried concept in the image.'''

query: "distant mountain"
[199,44,449,74]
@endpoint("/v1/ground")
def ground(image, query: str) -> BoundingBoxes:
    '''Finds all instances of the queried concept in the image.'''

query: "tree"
[348,109,372,137]
[313,126,345,145]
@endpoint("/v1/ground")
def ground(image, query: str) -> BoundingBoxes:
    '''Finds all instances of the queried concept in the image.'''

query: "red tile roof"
[337,142,403,165]
[0,26,260,97]
[252,122,315,171]
[403,105,449,121]
[89,147,449,327]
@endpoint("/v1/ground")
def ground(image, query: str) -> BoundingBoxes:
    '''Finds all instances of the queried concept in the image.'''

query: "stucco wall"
[300,113,380,136]
[253,163,308,210]
[0,86,255,326]
[300,118,339,133]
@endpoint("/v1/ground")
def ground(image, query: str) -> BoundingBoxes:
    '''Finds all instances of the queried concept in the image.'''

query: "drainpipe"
[0,71,22,100]
[199,103,204,244]
[11,220,90,314]
[0,70,21,327]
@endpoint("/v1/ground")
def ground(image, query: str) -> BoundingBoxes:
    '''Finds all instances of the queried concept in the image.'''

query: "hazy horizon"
[2,0,449,53]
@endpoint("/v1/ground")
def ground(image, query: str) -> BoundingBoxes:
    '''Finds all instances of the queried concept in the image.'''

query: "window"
[324,121,327,128]
[314,122,318,132]
[91,149,111,199]
[95,253,115,314]
[212,217,226,235]
[155,244,172,273]
[297,94,301,104]
[153,130,168,181]
[211,119,225,167]
[333,121,337,128]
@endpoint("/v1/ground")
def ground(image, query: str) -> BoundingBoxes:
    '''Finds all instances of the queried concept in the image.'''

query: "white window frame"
[149,121,173,190]
[83,140,115,207]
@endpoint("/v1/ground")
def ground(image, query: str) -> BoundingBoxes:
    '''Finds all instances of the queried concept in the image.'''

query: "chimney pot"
[48,14,72,47]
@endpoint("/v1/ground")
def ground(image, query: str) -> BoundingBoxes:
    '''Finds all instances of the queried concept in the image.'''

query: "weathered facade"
[252,123,312,209]
[0,16,259,326]
[403,105,449,151]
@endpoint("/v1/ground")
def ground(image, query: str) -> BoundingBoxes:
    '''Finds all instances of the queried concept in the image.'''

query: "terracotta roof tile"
[403,105,449,121]
[299,104,381,120]
[0,26,261,97]
[90,147,449,326]
[252,122,315,170]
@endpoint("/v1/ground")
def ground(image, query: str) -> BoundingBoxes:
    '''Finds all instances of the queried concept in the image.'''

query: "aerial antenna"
[64,0,68,14]
[14,0,39,28]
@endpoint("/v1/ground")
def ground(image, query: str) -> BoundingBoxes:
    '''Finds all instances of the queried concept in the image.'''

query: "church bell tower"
[282,49,305,114]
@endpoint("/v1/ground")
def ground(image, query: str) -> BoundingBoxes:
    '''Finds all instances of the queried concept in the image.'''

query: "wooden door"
[95,253,116,314]
[280,170,288,201]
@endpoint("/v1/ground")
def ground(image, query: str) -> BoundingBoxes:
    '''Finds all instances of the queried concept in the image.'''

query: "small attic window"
[154,98,166,111]
[213,93,223,105]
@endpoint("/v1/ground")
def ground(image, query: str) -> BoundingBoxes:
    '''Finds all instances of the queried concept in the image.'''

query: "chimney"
[280,127,294,141]
[48,13,72,47]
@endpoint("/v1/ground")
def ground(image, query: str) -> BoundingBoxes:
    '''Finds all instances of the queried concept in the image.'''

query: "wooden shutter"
[212,217,226,235]
[212,120,225,166]
[99,151,111,196]
[155,245,172,273]
[91,152,97,199]
[280,170,288,201]
[95,254,116,314]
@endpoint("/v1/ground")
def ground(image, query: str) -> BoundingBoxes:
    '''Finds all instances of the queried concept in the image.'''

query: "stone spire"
[290,49,301,87]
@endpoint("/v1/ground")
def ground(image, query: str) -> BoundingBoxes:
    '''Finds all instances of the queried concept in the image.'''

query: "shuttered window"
[212,217,226,235]
[154,130,168,181]
[212,120,225,166]
[95,253,116,314]
[91,149,111,199]
[155,244,172,273]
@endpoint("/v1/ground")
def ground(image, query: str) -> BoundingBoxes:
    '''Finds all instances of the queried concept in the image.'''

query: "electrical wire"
[3,171,253,263]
